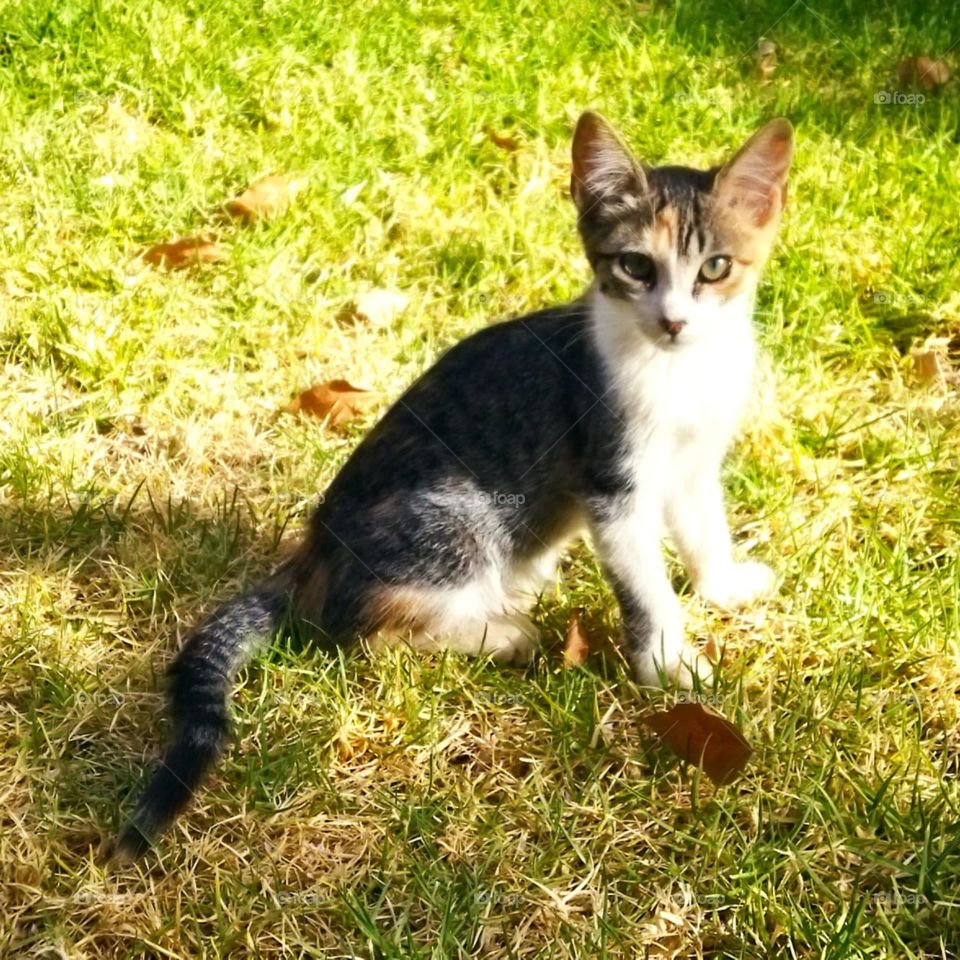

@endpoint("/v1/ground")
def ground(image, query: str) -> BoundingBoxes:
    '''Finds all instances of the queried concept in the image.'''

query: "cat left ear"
[715,118,793,229]
[571,111,648,214]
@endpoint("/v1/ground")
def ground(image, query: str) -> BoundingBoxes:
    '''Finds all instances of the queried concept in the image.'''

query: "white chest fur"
[639,330,754,452]
[588,288,756,493]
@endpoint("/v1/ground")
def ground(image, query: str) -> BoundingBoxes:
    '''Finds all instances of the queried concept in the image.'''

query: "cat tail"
[114,568,293,861]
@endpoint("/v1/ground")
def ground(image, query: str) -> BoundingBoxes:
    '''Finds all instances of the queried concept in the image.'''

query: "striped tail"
[114,574,291,861]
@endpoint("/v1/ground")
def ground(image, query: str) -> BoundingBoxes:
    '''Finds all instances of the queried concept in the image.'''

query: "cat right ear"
[571,112,648,214]
[714,118,793,230]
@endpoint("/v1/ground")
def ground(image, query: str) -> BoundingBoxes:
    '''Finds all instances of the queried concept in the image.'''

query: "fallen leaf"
[351,288,411,327]
[756,59,777,80]
[913,350,943,384]
[644,703,753,786]
[485,125,520,152]
[225,174,302,223]
[911,335,960,386]
[141,236,223,270]
[896,57,950,91]
[337,729,366,761]
[563,608,591,667]
[702,636,720,662]
[284,379,377,427]
[755,39,777,80]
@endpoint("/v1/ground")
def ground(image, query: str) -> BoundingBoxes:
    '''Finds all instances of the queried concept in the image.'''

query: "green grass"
[2,0,959,956]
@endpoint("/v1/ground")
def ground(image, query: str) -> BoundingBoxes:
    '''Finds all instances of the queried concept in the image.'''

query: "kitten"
[115,112,792,859]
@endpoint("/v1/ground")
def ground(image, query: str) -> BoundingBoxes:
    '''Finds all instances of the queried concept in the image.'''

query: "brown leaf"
[337,729,365,761]
[351,288,411,327]
[225,174,301,223]
[896,57,950,91]
[644,703,753,786]
[284,379,377,428]
[141,236,223,270]
[756,59,777,80]
[755,39,778,80]
[913,350,943,384]
[485,125,520,152]
[562,608,592,667]
[702,636,720,662]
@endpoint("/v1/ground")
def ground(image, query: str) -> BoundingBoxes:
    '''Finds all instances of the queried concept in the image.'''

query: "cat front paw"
[632,638,714,690]
[697,561,776,611]
[634,647,714,690]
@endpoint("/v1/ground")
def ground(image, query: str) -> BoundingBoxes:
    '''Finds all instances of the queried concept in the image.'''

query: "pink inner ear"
[723,159,788,227]
[718,121,792,229]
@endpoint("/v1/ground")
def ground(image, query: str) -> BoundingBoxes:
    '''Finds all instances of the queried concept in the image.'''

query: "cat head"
[571,112,792,348]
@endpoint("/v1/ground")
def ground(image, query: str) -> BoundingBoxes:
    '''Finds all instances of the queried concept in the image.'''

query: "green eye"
[699,255,732,282]
[619,252,656,286]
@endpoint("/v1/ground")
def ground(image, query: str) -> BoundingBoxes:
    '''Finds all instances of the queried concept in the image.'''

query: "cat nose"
[659,317,687,339]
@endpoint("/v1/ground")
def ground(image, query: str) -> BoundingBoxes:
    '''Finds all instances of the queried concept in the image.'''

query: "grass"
[1,0,959,956]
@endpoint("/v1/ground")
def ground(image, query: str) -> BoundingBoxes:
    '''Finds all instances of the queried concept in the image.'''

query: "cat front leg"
[665,467,776,611]
[588,496,712,688]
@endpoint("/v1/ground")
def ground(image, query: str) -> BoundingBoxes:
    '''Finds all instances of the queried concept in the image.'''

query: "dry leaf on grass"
[911,334,960,386]
[702,636,720,662]
[913,350,944,384]
[141,236,223,270]
[225,174,303,223]
[896,57,950,90]
[484,125,520,152]
[562,608,592,667]
[336,728,367,761]
[644,702,753,786]
[755,39,777,80]
[349,288,411,327]
[283,379,377,428]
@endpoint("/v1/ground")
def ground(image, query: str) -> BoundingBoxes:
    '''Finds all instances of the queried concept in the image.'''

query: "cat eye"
[698,255,732,283]
[619,252,656,286]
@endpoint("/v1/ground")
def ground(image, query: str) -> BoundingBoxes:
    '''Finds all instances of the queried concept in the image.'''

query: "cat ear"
[571,112,647,213]
[714,118,793,229]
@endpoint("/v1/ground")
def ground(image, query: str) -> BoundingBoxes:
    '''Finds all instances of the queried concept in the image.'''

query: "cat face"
[571,113,792,348]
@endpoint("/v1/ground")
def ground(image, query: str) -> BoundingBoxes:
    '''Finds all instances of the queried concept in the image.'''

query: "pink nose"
[659,317,686,338]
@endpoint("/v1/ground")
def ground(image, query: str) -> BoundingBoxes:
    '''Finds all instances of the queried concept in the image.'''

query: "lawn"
[1,0,959,956]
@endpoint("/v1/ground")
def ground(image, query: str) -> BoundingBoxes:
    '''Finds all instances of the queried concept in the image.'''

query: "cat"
[114,111,792,860]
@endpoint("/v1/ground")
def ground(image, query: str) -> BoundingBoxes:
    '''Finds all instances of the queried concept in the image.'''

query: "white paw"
[630,610,712,690]
[697,561,776,611]
[480,614,539,665]
[634,642,714,690]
